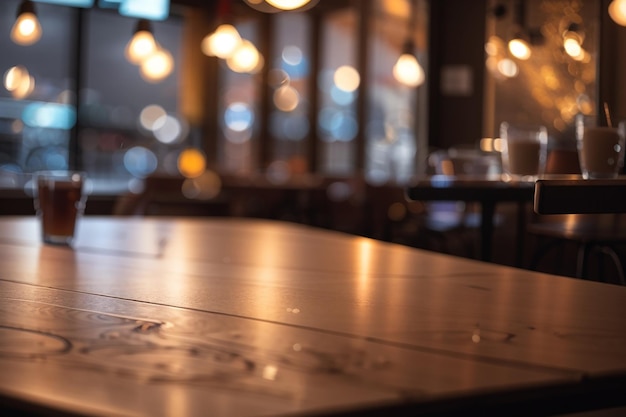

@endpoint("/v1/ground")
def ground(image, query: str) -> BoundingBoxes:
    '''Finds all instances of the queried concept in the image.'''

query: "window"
[1,0,430,196]
[0,0,184,193]
[484,0,598,151]
[366,0,428,183]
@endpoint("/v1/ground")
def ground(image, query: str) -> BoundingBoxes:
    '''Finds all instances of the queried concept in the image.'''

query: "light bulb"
[609,0,626,26]
[226,40,261,73]
[126,30,157,64]
[265,0,311,10]
[334,65,360,92]
[201,24,241,59]
[508,38,532,60]
[4,65,29,91]
[13,75,35,99]
[563,38,582,58]
[140,48,174,82]
[497,58,519,78]
[11,11,42,46]
[393,53,425,87]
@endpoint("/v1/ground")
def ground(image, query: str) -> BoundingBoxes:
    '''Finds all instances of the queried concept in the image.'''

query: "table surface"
[0,216,625,417]
[405,174,587,201]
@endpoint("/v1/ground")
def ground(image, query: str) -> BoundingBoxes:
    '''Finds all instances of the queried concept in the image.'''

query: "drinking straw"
[604,102,613,128]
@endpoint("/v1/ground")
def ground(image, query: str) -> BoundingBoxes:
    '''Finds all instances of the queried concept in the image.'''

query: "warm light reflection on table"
[0,216,624,417]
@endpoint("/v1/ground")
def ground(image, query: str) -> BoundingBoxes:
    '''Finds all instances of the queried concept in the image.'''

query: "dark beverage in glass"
[34,171,87,246]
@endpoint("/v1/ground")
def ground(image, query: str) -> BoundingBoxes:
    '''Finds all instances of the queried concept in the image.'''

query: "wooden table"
[0,216,625,416]
[406,175,537,264]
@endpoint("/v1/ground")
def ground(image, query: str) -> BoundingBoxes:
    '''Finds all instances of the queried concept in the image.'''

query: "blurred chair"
[411,147,503,257]
[528,154,626,285]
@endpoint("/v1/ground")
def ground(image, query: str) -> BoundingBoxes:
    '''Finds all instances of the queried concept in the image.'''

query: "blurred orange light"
[178,148,206,178]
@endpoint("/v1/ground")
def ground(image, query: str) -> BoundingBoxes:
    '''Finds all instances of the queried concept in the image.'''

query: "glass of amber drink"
[33,171,87,246]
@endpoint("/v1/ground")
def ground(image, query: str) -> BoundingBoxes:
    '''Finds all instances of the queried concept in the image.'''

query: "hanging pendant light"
[125,19,158,64]
[11,0,42,46]
[507,0,532,60]
[201,24,242,59]
[609,0,626,26]
[393,40,425,87]
[508,33,532,60]
[264,0,311,11]
[201,0,242,59]
[393,0,425,87]
[140,47,174,82]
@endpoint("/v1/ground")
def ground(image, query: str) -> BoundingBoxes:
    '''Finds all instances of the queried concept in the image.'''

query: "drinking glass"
[576,114,626,179]
[500,122,548,181]
[33,171,88,246]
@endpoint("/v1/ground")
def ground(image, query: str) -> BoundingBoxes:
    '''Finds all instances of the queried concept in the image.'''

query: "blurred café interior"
[2,0,626,280]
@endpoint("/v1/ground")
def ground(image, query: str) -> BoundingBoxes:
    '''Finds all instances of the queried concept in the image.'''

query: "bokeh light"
[13,75,35,100]
[181,170,221,200]
[273,85,299,112]
[139,104,167,130]
[11,12,42,46]
[123,146,158,178]
[125,30,157,64]
[282,45,302,66]
[318,108,358,142]
[22,103,76,129]
[201,24,241,59]
[393,54,425,87]
[225,102,254,132]
[564,38,582,58]
[4,66,28,91]
[140,48,174,82]
[508,38,532,60]
[227,40,262,73]
[281,45,308,78]
[333,65,360,92]
[497,58,519,78]
[4,66,35,100]
[266,0,312,11]
[177,148,206,178]
[153,114,183,144]
[330,85,355,106]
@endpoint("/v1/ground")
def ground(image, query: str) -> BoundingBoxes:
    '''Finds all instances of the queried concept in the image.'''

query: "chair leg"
[598,245,626,285]
[576,243,591,279]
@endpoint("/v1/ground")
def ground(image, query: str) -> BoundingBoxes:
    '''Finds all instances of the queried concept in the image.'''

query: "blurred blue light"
[330,85,355,106]
[98,0,121,8]
[331,113,357,142]
[22,103,77,130]
[281,57,309,79]
[119,0,170,21]
[123,146,158,178]
[318,107,342,133]
[224,103,254,132]
[34,0,94,7]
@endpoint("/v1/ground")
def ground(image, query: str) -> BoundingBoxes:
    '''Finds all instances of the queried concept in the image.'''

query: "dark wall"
[428,0,487,149]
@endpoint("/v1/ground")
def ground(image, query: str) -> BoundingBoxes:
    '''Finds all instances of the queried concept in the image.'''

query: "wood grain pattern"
[0,217,625,416]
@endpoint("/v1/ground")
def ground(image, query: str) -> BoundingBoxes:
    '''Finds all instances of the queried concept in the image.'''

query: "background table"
[0,216,625,416]
[407,175,537,265]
